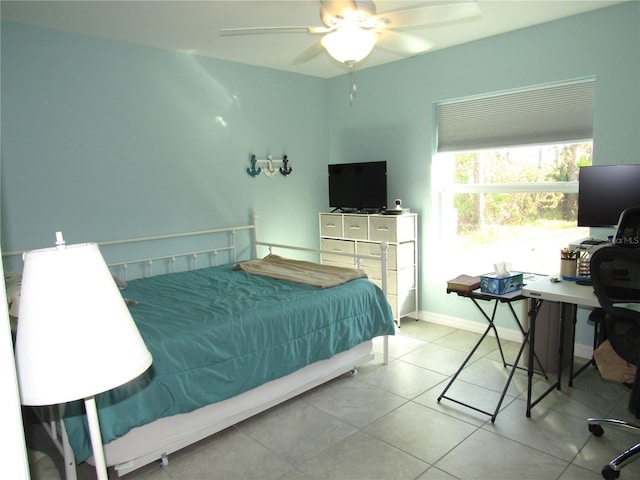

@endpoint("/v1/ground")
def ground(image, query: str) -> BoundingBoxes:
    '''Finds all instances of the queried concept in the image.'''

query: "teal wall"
[326,2,640,344]
[1,21,328,255]
[2,3,639,345]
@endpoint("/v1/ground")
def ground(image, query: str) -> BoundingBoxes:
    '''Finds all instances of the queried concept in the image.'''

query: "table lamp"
[14,232,152,480]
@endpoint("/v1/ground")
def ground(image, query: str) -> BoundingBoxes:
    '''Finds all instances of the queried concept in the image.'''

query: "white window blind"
[437,79,595,152]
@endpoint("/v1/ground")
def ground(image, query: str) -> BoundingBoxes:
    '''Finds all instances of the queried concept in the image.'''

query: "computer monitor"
[577,165,640,227]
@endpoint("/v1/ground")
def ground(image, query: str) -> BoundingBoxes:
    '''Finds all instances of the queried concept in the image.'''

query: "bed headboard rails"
[104,225,256,280]
[1,223,258,279]
[3,217,389,293]
[109,245,232,280]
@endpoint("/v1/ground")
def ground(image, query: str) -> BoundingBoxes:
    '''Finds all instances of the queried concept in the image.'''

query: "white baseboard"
[413,310,593,360]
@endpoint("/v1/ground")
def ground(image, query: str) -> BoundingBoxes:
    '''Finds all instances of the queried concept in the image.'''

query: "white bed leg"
[37,406,78,480]
[383,335,389,365]
[61,420,78,480]
[160,453,169,467]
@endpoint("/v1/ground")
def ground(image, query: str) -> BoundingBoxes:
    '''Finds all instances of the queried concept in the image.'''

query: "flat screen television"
[328,161,387,212]
[577,164,640,227]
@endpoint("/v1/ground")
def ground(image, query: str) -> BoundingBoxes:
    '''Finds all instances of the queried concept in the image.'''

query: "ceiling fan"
[220,0,481,102]
[221,1,481,65]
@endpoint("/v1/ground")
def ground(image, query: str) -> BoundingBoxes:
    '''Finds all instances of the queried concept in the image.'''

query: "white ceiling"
[1,0,627,78]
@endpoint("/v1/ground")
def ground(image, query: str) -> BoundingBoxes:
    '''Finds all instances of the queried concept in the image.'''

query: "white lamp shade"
[15,241,152,406]
[321,26,377,64]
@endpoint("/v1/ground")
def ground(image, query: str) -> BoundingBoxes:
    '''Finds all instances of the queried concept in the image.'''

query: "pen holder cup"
[560,258,577,279]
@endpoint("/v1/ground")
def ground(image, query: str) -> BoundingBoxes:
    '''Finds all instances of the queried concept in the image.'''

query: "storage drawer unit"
[319,212,418,326]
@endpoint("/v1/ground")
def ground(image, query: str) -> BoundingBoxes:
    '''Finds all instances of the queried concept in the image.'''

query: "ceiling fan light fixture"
[321,25,376,64]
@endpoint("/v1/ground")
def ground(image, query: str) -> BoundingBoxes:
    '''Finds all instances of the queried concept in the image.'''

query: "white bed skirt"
[96,340,374,476]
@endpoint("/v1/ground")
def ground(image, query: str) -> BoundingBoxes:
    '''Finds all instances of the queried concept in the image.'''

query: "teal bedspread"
[63,263,395,462]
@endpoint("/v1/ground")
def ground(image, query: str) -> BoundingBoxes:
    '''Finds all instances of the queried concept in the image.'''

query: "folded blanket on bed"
[233,254,367,288]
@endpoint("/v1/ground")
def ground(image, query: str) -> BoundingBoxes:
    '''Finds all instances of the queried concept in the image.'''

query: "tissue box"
[480,272,523,295]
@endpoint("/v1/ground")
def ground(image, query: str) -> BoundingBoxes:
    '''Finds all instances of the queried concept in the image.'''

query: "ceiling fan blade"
[220,26,331,37]
[376,30,434,56]
[292,42,326,65]
[378,1,481,29]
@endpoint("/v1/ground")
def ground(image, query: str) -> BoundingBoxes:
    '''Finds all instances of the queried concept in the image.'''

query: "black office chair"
[614,206,640,247]
[587,245,640,479]
[588,207,640,368]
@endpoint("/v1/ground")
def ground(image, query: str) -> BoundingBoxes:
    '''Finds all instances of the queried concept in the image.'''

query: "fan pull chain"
[348,63,357,105]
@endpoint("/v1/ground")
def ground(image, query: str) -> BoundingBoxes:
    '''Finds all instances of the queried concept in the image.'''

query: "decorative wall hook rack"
[246,154,292,178]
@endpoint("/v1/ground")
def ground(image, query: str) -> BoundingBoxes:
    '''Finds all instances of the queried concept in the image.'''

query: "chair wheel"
[601,465,620,479]
[589,424,604,437]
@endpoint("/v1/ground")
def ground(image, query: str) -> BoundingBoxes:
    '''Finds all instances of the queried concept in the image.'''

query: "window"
[432,80,595,279]
[432,143,592,278]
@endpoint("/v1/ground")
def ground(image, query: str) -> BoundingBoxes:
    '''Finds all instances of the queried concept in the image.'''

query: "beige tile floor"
[24,319,640,480]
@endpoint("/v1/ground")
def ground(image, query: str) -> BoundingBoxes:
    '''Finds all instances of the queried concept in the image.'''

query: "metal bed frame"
[7,215,391,479]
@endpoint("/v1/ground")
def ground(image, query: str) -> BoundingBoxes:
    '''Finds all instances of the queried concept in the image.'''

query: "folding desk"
[522,278,600,417]
[440,277,548,422]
